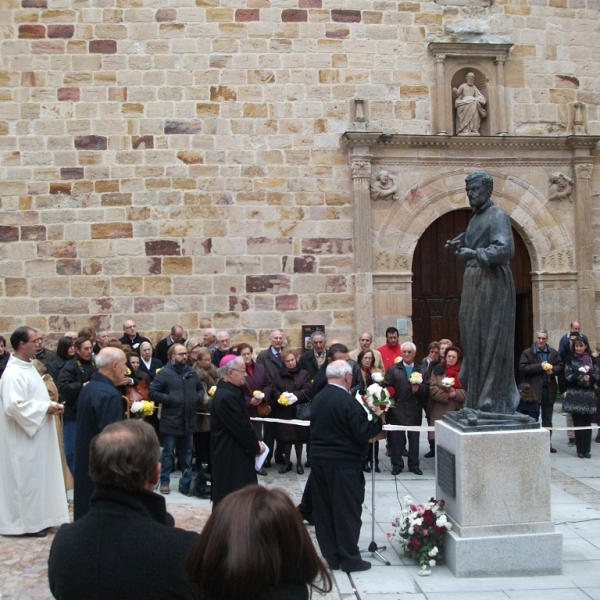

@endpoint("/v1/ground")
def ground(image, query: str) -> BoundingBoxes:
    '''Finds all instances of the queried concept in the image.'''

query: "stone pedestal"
[435,420,562,577]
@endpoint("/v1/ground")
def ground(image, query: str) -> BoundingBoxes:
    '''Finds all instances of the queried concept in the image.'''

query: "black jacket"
[154,336,186,366]
[519,344,564,400]
[57,356,96,420]
[298,350,323,379]
[149,361,204,436]
[383,361,429,426]
[119,333,151,352]
[310,383,382,469]
[49,485,199,600]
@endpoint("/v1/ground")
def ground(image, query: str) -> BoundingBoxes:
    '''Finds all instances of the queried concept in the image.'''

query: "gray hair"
[326,359,352,380]
[311,330,326,343]
[218,356,243,378]
[536,328,548,336]
[401,341,416,352]
[269,329,283,341]
[95,346,125,369]
[203,328,216,336]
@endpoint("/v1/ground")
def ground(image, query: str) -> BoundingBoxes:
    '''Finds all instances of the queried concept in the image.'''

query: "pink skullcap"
[219,354,238,368]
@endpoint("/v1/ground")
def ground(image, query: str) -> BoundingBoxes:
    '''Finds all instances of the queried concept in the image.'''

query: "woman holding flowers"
[270,348,312,474]
[564,334,599,458]
[427,347,466,458]
[358,349,385,472]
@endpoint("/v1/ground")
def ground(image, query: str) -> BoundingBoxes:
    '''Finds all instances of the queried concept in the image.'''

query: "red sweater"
[377,343,402,372]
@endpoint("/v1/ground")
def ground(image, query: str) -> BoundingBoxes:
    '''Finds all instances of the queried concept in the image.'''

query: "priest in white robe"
[0,326,70,537]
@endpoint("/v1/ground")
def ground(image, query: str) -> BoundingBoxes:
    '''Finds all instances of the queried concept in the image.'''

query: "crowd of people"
[0,318,599,597]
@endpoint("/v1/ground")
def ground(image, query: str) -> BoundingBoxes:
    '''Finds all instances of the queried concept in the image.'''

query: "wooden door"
[411,209,532,365]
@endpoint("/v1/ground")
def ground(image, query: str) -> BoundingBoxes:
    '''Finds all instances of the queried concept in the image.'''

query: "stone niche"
[429,42,513,137]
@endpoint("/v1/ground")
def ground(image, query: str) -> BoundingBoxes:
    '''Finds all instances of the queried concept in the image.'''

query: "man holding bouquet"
[383,342,428,475]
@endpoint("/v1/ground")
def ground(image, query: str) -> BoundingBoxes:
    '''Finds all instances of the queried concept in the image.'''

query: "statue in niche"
[445,171,520,416]
[452,72,487,136]
[370,170,399,201]
[548,172,574,201]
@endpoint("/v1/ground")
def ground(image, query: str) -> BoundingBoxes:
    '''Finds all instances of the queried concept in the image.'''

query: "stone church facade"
[0,0,598,351]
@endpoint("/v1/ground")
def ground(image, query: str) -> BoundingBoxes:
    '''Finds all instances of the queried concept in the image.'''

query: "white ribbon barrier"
[197,413,599,432]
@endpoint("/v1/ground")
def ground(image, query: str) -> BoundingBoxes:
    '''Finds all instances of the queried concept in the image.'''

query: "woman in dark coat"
[564,334,599,458]
[427,346,466,458]
[47,337,76,385]
[139,341,163,382]
[270,348,311,475]
[190,345,219,473]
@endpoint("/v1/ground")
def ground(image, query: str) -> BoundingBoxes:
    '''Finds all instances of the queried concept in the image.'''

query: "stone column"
[573,161,595,344]
[495,55,508,135]
[434,53,447,135]
[350,153,374,336]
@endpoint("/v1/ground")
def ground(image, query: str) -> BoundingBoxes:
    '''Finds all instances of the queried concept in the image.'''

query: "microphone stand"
[360,440,391,565]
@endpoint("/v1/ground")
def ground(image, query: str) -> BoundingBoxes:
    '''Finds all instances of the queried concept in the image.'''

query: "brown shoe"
[160,483,170,495]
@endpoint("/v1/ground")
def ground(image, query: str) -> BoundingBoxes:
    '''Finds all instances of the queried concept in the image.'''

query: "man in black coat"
[49,420,199,600]
[310,360,382,573]
[58,336,97,476]
[383,341,428,476]
[73,347,128,520]
[119,319,150,352]
[154,325,186,366]
[298,330,327,379]
[211,356,265,506]
[149,343,204,495]
[519,328,564,452]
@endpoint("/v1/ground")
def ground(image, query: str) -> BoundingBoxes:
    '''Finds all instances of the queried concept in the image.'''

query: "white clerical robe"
[0,356,70,535]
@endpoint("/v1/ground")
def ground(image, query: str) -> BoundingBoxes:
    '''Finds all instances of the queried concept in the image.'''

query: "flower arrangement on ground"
[391,496,451,575]
[355,383,395,422]
[130,400,156,418]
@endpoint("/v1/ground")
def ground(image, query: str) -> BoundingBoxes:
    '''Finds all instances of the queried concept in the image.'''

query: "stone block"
[19,24,46,39]
[40,298,91,315]
[89,39,117,54]
[60,167,84,180]
[48,24,74,38]
[75,135,107,150]
[247,237,293,255]
[5,277,28,296]
[246,275,291,293]
[132,135,153,149]
[0,226,20,242]
[37,241,77,259]
[281,9,307,22]
[56,259,81,275]
[332,9,361,22]
[164,120,202,134]
[111,277,143,295]
[144,276,172,296]
[229,295,251,311]
[30,277,70,297]
[275,294,298,311]
[301,237,352,254]
[146,240,181,256]
[91,223,133,239]
[71,277,110,297]
[163,257,192,274]
[177,151,204,164]
[156,9,177,21]
[235,9,259,21]
[134,297,165,313]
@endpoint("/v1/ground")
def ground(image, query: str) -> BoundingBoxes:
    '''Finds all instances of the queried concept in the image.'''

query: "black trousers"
[572,413,592,455]
[311,464,365,570]
[388,429,420,471]
[540,385,553,436]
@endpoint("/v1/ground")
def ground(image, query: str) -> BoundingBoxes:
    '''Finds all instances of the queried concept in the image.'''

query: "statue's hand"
[455,247,477,261]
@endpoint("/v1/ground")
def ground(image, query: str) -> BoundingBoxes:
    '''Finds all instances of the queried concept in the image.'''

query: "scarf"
[575,351,592,369]
[445,362,462,389]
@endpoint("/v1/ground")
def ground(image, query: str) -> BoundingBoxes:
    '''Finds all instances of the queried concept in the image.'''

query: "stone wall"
[0,0,598,349]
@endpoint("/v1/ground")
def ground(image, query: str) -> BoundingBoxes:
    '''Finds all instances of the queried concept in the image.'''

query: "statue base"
[442,408,540,432]
[435,419,562,577]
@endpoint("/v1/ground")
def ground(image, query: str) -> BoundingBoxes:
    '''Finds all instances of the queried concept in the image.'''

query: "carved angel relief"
[370,170,399,201]
[548,172,574,201]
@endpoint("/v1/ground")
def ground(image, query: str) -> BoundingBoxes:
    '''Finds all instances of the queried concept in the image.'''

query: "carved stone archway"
[344,133,600,347]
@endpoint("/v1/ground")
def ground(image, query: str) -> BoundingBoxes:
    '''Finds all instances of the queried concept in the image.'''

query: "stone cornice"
[342,133,600,151]
[428,42,513,60]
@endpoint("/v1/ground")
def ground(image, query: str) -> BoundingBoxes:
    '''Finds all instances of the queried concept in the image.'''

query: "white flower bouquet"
[355,383,395,422]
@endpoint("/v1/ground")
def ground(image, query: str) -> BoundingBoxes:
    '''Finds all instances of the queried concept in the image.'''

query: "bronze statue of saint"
[445,171,519,414]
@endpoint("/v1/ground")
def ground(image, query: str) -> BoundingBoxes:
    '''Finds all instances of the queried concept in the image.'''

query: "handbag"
[256,400,271,417]
[295,401,311,421]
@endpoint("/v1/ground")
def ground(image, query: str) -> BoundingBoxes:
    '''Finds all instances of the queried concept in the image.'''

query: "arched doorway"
[412,209,532,365]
